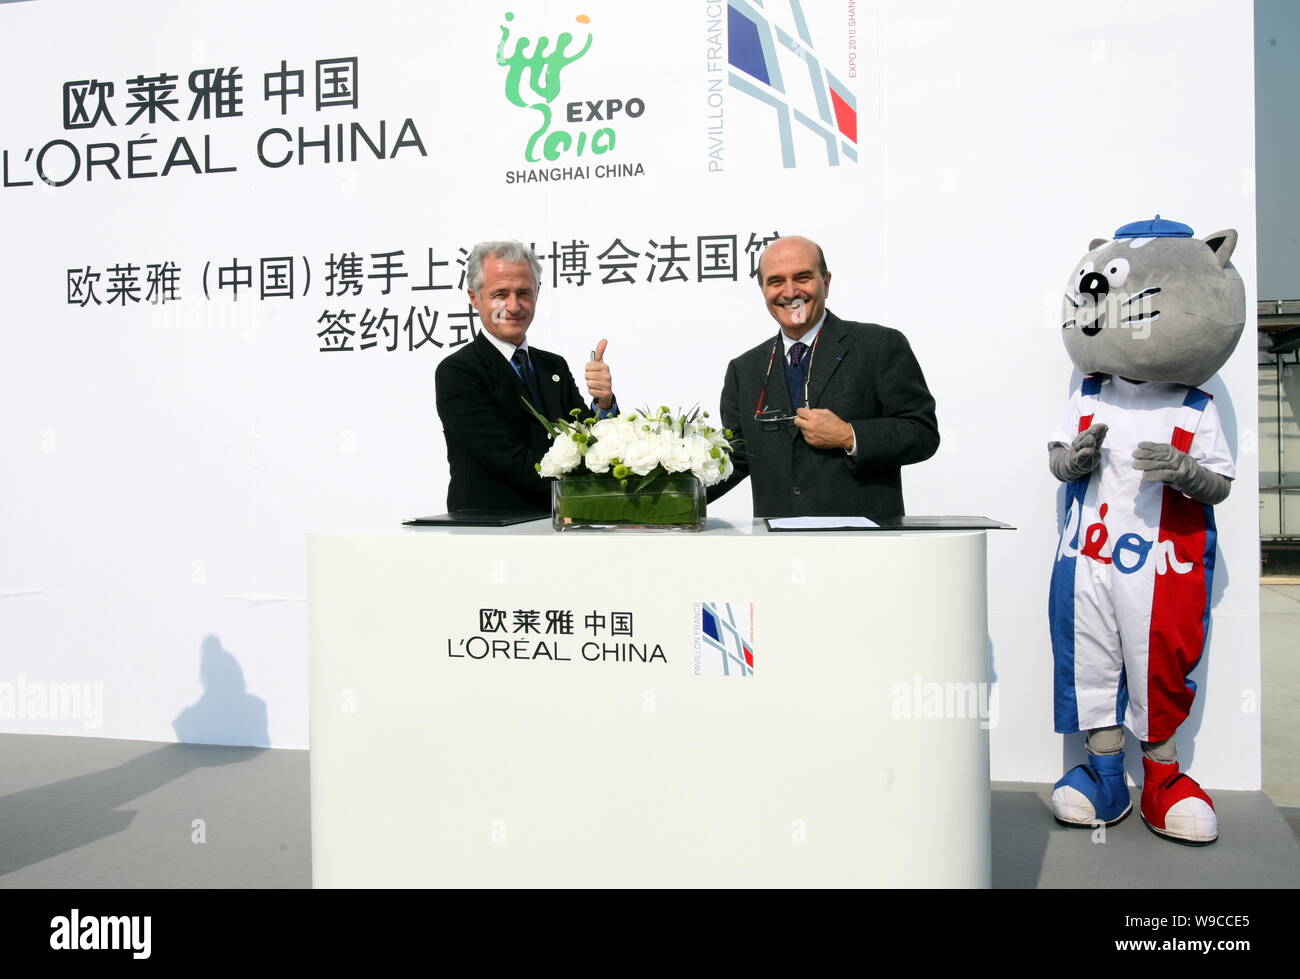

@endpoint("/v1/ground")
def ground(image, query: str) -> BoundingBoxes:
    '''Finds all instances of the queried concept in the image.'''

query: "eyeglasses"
[754,331,821,421]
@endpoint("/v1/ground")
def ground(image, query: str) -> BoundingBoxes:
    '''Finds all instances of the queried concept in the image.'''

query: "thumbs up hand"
[585,338,614,411]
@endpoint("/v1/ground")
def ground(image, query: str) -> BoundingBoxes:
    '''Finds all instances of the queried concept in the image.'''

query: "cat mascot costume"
[1048,216,1244,845]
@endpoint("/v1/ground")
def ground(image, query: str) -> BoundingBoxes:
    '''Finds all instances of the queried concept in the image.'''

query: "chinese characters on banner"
[61,58,359,130]
[64,232,783,355]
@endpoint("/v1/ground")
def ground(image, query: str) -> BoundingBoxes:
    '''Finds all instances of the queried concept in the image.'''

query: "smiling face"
[1060,231,1245,387]
[468,257,538,345]
[759,237,832,339]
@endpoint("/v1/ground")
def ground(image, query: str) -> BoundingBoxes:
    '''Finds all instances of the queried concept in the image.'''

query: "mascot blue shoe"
[1051,753,1132,827]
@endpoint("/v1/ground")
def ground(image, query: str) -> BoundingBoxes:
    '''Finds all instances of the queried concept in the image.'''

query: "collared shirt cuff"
[593,397,618,420]
[846,429,857,458]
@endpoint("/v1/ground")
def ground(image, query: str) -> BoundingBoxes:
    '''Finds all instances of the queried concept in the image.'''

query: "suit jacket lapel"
[807,311,850,409]
[533,350,565,421]
[473,332,530,415]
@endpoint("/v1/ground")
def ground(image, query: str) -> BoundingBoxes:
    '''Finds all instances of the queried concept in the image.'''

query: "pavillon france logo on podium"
[693,602,755,677]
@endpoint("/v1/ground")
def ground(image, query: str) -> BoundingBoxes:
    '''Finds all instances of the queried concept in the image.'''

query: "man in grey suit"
[711,235,939,519]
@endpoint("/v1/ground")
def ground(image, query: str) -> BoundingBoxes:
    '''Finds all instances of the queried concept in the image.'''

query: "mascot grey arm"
[1132,441,1232,505]
[1048,423,1109,482]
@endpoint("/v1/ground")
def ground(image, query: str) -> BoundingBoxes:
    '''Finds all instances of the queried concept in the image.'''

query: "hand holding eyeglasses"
[794,407,854,450]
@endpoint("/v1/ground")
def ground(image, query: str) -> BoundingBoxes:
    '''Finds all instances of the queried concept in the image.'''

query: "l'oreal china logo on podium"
[446,606,667,663]
[496,10,647,184]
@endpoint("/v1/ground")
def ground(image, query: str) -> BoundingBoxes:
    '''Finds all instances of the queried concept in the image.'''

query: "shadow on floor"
[0,743,263,877]
[991,785,1056,888]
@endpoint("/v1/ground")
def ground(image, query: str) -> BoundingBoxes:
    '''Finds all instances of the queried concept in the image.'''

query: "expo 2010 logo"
[495,11,644,164]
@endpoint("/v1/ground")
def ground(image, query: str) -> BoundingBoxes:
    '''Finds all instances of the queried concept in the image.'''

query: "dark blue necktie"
[785,341,808,412]
[512,347,545,411]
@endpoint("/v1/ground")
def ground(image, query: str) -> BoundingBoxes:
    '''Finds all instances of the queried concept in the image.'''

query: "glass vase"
[552,472,706,532]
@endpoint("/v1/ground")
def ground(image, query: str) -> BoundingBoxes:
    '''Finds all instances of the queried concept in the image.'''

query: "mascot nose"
[1079,271,1109,302]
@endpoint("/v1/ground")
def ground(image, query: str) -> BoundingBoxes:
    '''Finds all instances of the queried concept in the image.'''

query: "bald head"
[757,236,829,283]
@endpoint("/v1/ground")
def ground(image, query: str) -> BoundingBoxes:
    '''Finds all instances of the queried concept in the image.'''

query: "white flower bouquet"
[528,404,738,530]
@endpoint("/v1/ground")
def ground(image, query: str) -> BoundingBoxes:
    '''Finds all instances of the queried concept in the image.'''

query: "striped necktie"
[786,341,808,411]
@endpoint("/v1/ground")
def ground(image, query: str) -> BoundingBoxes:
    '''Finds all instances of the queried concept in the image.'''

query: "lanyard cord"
[755,329,821,416]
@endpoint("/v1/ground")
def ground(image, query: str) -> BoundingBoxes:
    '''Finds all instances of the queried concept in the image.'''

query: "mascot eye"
[1076,262,1094,285]
[1103,257,1130,287]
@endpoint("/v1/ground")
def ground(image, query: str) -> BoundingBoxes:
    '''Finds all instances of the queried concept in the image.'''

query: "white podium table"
[307,519,991,888]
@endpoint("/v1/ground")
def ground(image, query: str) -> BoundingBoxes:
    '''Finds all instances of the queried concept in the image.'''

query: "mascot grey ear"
[1088,237,1108,251]
[1202,229,1238,268]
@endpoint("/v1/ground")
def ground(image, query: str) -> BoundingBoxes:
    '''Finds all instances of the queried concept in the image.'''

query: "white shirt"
[779,311,826,356]
[483,330,530,363]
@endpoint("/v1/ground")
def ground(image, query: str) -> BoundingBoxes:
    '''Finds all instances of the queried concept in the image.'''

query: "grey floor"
[0,738,310,888]
[3,585,1298,889]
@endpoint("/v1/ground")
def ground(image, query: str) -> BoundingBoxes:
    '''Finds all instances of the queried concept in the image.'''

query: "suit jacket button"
[792,486,801,495]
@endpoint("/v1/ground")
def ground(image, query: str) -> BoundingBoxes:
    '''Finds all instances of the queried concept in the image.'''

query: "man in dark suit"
[435,241,614,512]
[712,235,938,519]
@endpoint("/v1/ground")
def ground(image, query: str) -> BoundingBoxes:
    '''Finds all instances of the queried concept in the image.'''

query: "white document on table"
[767,516,879,530]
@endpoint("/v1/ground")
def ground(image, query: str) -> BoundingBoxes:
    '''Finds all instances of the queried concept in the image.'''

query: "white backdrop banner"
[1,0,1259,789]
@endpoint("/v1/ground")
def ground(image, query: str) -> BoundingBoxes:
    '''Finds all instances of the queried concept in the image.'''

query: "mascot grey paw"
[1132,441,1232,505]
[1049,423,1109,482]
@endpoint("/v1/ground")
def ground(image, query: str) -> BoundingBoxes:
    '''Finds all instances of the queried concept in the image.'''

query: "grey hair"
[465,240,543,292]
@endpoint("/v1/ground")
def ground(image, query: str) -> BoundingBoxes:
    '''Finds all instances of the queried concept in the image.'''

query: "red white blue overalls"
[1048,374,1233,742]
